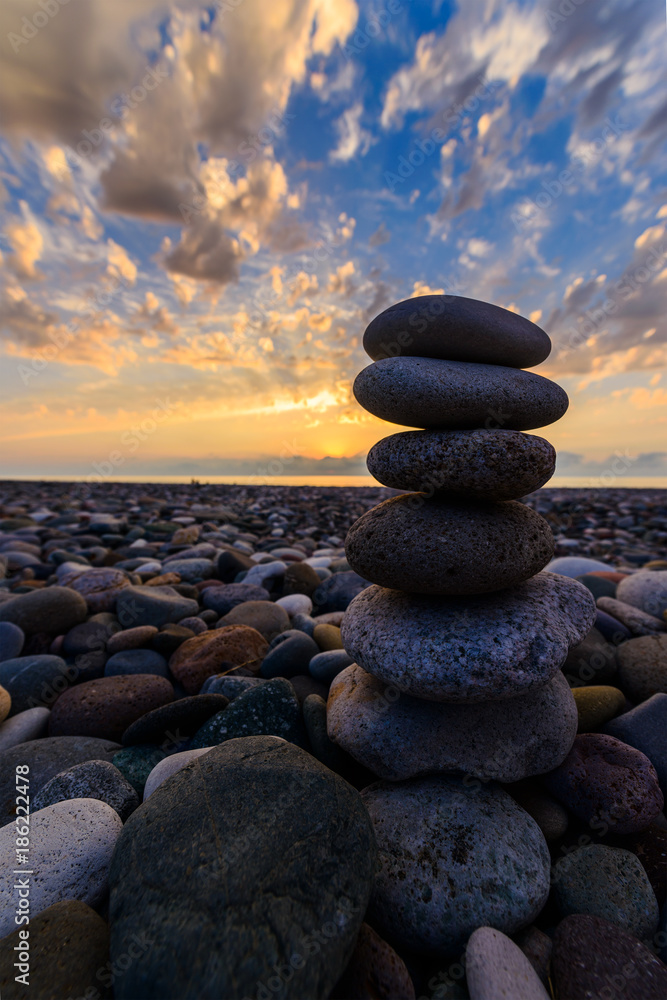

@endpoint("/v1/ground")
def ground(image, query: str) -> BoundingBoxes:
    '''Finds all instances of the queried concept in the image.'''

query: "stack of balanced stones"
[327,295,600,955]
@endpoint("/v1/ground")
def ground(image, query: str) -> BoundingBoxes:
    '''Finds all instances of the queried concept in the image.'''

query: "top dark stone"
[363,295,551,368]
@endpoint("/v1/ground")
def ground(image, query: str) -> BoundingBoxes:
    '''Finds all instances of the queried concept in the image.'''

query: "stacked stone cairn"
[327,295,600,956]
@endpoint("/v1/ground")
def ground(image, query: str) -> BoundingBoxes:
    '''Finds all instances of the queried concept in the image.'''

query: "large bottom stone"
[341,572,596,701]
[327,665,577,781]
[361,776,550,955]
[108,736,376,1000]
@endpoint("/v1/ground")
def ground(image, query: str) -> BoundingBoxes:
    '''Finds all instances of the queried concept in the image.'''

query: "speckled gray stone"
[552,844,660,940]
[341,572,596,702]
[617,570,667,620]
[366,428,556,500]
[345,494,554,595]
[32,760,139,821]
[361,776,550,955]
[327,665,577,781]
[353,357,568,430]
[0,798,122,937]
[465,926,551,1000]
[363,295,551,368]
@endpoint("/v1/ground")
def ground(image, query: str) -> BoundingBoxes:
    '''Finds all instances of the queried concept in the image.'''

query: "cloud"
[330,102,373,162]
[369,222,391,247]
[5,207,43,279]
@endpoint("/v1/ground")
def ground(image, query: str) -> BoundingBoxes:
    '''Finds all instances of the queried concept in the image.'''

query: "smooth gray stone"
[552,844,659,940]
[617,570,667,620]
[108,736,376,1000]
[0,622,25,662]
[361,776,550,955]
[199,674,267,699]
[345,494,554,595]
[309,649,354,683]
[0,655,73,715]
[363,295,551,367]
[0,799,122,936]
[0,736,121,823]
[366,428,556,500]
[0,706,50,751]
[0,586,88,634]
[597,597,665,637]
[115,586,199,629]
[104,648,169,678]
[353,357,568,430]
[32,760,139,821]
[465,926,550,1000]
[604,694,667,797]
[340,572,596,702]
[327,665,577,781]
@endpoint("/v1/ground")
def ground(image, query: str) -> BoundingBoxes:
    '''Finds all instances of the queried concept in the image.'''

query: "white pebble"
[276,594,313,617]
[143,747,214,800]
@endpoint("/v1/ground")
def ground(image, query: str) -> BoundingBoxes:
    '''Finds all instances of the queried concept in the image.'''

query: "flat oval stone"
[0,621,25,661]
[0,685,9,723]
[115,585,198,629]
[572,685,626,732]
[32,759,139,821]
[0,900,111,1000]
[0,586,88,635]
[328,665,577,781]
[353,357,568,430]
[465,926,550,1000]
[169,625,268,694]
[121,693,229,745]
[216,600,290,641]
[363,295,551,368]
[0,706,50,751]
[597,596,665,636]
[48,675,174,742]
[361,776,550,955]
[0,735,121,823]
[616,634,667,703]
[340,573,596,701]
[108,736,376,1000]
[345,495,554,595]
[551,914,667,1000]
[0,798,122,937]
[367,428,556,500]
[202,582,269,615]
[66,567,131,612]
[0,654,75,716]
[552,844,659,940]
[104,648,169,677]
[617,569,667,619]
[543,733,664,834]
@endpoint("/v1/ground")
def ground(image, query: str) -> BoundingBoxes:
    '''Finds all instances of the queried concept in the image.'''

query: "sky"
[0,0,665,484]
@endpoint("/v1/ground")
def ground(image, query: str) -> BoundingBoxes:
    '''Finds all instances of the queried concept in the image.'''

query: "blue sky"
[0,0,665,480]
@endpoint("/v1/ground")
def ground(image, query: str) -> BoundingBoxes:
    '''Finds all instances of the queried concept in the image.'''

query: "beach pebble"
[552,844,659,940]
[313,623,343,650]
[216,600,290,641]
[367,428,555,500]
[143,746,214,799]
[159,557,212,582]
[0,706,50,751]
[32,760,139,821]
[169,625,268,694]
[261,629,320,679]
[199,674,266,699]
[595,608,633,644]
[331,922,416,1000]
[546,556,615,578]
[112,745,165,795]
[504,779,569,842]
[66,567,131,612]
[328,664,577,782]
[361,776,550,954]
[543,733,664,834]
[309,649,354,683]
[104,648,169,677]
[105,625,158,655]
[0,622,24,662]
[341,573,596,702]
[115,585,198,629]
[0,686,9,723]
[303,694,349,774]
[282,561,322,596]
[121,693,229,745]
[604,693,667,797]
[0,655,73,715]
[576,573,617,600]
[617,569,667,620]
[345,494,554,595]
[597,596,665,636]
[464,926,550,1000]
[0,735,121,822]
[0,586,88,634]
[48,675,174,742]
[0,798,122,937]
[108,737,375,1000]
[0,900,111,1000]
[551,914,667,1000]
[275,593,313,617]
[572,685,626,732]
[353,357,568,430]
[562,626,618,686]
[188,677,305,749]
[312,571,370,614]
[616,634,667,703]
[363,294,551,367]
[244,560,287,587]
